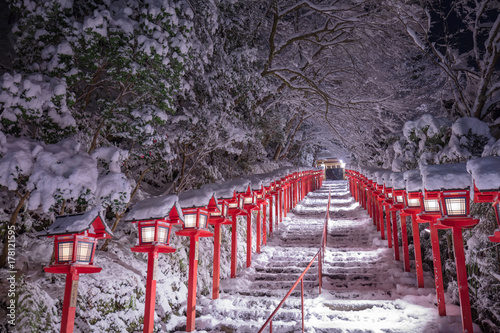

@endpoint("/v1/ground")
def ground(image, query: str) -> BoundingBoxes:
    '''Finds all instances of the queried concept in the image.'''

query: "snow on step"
[189,180,469,333]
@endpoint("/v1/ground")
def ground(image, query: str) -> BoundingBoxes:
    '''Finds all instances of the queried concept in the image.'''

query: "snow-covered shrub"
[436,117,495,163]
[391,114,451,171]
[0,72,76,143]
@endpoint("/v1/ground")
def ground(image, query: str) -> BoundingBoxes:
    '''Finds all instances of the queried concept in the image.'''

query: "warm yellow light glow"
[141,226,156,243]
[199,214,208,229]
[184,214,197,228]
[76,241,93,262]
[158,226,169,243]
[424,199,440,212]
[407,198,420,207]
[396,195,404,203]
[58,242,73,262]
[445,198,466,216]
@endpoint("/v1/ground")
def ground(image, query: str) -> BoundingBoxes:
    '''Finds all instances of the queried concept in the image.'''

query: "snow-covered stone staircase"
[192,180,466,333]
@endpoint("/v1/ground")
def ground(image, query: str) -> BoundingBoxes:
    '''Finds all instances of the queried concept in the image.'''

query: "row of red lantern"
[345,160,500,333]
[38,169,324,333]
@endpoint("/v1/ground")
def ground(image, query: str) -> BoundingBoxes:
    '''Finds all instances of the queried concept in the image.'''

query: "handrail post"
[301,278,305,332]
[318,250,322,294]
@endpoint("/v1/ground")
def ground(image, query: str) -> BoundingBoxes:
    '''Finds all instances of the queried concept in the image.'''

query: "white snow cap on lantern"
[178,188,217,208]
[382,171,393,187]
[467,156,500,191]
[420,163,471,191]
[126,194,182,221]
[222,178,252,193]
[201,182,237,200]
[390,172,405,190]
[403,169,423,192]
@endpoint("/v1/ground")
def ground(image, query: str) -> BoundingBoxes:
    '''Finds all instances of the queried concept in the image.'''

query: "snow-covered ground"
[189,180,477,333]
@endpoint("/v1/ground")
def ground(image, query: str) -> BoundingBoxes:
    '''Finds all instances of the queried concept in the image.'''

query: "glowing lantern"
[175,188,215,332]
[421,163,478,333]
[39,208,112,333]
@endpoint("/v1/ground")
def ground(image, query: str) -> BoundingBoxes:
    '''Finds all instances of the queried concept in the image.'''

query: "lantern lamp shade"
[395,195,404,203]
[423,199,440,213]
[53,234,97,265]
[443,197,467,216]
[405,192,422,208]
[136,220,172,245]
[181,209,209,229]
[184,214,197,228]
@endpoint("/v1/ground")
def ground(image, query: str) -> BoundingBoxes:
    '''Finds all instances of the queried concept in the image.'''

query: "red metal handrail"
[258,190,331,333]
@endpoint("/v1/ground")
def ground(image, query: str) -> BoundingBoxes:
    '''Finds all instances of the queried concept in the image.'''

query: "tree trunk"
[273,144,283,161]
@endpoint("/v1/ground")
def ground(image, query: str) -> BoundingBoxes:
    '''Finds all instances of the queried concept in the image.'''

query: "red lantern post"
[422,163,479,333]
[415,190,447,317]
[126,195,183,332]
[218,181,247,279]
[242,184,260,268]
[388,172,406,265]
[175,189,215,332]
[381,171,394,249]
[468,156,500,242]
[402,169,425,288]
[39,208,113,333]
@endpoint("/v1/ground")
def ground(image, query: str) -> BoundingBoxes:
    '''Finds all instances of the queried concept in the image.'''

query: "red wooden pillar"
[256,209,262,253]
[400,212,411,272]
[411,214,425,288]
[269,196,273,235]
[283,187,288,217]
[186,235,199,332]
[391,211,400,261]
[430,222,446,316]
[452,227,473,333]
[262,203,267,245]
[212,224,222,299]
[230,212,238,278]
[385,205,392,247]
[144,251,158,332]
[247,212,252,267]
[377,199,385,239]
[279,191,283,223]
[61,267,79,333]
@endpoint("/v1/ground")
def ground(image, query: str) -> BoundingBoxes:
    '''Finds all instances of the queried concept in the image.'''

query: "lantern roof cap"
[126,194,183,222]
[467,156,500,191]
[421,163,471,191]
[381,171,394,187]
[38,207,113,238]
[252,172,278,186]
[200,183,236,199]
[178,188,217,208]
[363,167,386,181]
[390,172,405,190]
[374,169,391,185]
[247,177,264,190]
[403,169,423,192]
[221,178,252,193]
